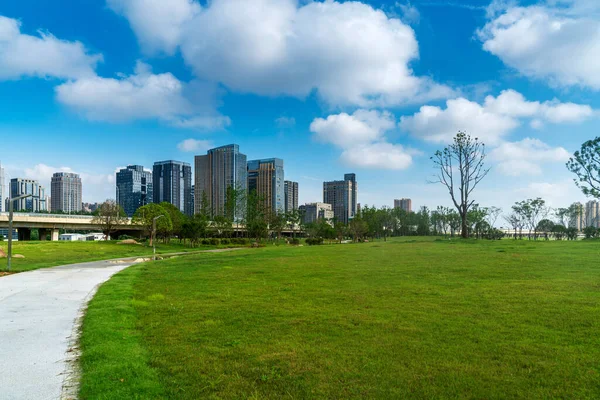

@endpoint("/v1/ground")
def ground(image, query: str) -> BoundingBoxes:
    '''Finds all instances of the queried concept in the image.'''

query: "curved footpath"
[0,249,242,400]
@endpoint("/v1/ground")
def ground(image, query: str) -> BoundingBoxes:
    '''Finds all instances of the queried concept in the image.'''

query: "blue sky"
[1,0,599,216]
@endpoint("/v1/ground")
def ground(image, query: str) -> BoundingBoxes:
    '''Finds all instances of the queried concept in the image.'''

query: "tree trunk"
[461,214,468,238]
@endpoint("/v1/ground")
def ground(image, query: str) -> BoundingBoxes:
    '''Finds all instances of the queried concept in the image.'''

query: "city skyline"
[1,1,600,213]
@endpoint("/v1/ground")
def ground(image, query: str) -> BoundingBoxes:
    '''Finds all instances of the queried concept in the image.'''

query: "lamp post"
[152,215,164,261]
[7,194,33,271]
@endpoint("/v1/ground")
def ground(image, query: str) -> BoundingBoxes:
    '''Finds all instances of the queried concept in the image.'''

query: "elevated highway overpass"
[0,213,143,241]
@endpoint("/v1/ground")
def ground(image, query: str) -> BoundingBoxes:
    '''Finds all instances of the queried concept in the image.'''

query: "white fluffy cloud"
[0,15,101,80]
[177,139,214,153]
[310,110,414,170]
[478,1,600,89]
[107,0,200,55]
[109,0,452,107]
[400,89,594,144]
[55,62,229,129]
[489,138,571,176]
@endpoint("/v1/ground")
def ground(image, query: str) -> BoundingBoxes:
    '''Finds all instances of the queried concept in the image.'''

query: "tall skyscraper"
[0,162,4,213]
[10,178,47,212]
[116,165,153,217]
[585,200,600,228]
[394,198,412,213]
[569,202,585,231]
[195,144,247,219]
[51,172,82,213]
[284,180,299,213]
[153,160,193,216]
[247,158,285,215]
[323,173,358,224]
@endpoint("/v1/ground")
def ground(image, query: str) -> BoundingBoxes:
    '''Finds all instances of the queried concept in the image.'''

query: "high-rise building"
[153,160,193,216]
[569,202,585,231]
[247,158,285,215]
[10,178,47,212]
[195,144,247,219]
[0,162,4,213]
[299,202,334,225]
[51,172,82,213]
[394,198,412,213]
[284,180,299,213]
[323,173,357,224]
[585,200,600,228]
[116,165,153,217]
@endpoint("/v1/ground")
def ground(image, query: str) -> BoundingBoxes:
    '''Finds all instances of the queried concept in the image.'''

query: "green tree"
[348,217,368,242]
[513,198,548,240]
[132,203,173,245]
[159,202,186,241]
[566,137,600,198]
[92,199,128,241]
[245,190,268,241]
[431,132,490,238]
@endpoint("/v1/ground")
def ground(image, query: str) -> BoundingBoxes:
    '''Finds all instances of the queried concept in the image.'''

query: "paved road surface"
[0,259,138,400]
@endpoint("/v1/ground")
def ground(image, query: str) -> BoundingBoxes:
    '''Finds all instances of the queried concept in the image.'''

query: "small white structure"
[83,233,107,241]
[59,233,85,241]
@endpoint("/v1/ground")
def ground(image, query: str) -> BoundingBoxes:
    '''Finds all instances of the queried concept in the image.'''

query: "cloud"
[340,142,413,170]
[310,109,414,170]
[514,179,581,209]
[0,15,101,80]
[177,139,214,153]
[110,0,452,107]
[275,116,296,128]
[489,138,571,176]
[395,2,421,25]
[400,89,594,144]
[478,1,600,89]
[20,163,114,202]
[55,61,229,129]
[107,0,200,55]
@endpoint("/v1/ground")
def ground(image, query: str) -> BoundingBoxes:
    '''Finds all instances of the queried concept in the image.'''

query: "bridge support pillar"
[17,228,31,242]
[51,229,59,241]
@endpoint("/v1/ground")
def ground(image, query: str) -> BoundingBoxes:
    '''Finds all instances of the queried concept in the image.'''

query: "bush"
[306,237,324,246]
[230,238,250,245]
[118,235,134,240]
[201,239,210,245]
[210,238,220,246]
[290,238,300,245]
[220,238,230,245]
[0,234,4,241]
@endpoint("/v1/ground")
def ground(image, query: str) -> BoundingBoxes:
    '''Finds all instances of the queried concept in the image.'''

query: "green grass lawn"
[0,240,228,272]
[79,238,600,399]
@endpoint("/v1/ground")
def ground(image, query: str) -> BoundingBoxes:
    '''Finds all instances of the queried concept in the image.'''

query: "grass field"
[79,238,600,399]
[0,240,228,272]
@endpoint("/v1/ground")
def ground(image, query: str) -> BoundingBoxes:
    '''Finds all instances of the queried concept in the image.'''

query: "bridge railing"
[0,212,133,223]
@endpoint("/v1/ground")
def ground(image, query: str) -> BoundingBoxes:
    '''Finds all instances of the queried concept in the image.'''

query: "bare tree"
[485,206,502,229]
[92,199,128,240]
[431,132,490,238]
[504,212,523,239]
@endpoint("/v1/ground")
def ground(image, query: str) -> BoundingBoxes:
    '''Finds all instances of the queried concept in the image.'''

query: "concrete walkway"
[0,258,139,400]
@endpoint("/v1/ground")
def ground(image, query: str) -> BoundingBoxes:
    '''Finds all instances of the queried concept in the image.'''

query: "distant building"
[117,165,153,217]
[323,173,357,224]
[569,202,585,231]
[394,198,412,213]
[82,202,100,213]
[300,202,334,225]
[247,158,285,215]
[585,200,600,228]
[10,178,47,212]
[59,233,85,241]
[0,162,4,213]
[51,172,82,213]
[195,144,247,219]
[284,181,299,213]
[153,160,193,216]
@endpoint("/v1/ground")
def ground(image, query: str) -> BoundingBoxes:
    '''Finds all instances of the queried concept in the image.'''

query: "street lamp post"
[152,215,164,261]
[7,194,33,271]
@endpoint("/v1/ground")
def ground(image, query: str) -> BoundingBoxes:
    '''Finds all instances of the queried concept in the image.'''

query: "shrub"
[306,237,324,246]
[210,238,220,246]
[201,239,210,245]
[118,235,134,240]
[290,238,300,245]
[220,238,230,245]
